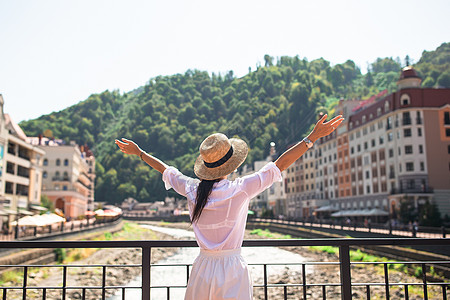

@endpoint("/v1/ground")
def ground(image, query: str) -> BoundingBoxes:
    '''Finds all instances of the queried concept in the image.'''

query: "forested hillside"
[20,42,450,204]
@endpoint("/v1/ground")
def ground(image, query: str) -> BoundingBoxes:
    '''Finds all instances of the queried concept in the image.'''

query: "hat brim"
[194,138,248,180]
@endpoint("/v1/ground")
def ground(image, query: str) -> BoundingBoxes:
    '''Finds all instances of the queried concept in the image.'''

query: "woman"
[115,113,343,300]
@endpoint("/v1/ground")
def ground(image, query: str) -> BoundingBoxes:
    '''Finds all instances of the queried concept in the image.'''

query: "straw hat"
[194,133,248,180]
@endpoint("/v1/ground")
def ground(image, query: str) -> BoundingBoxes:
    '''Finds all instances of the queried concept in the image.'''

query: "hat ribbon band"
[204,146,234,169]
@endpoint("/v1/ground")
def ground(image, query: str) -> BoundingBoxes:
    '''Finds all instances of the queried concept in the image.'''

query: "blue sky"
[1,0,449,123]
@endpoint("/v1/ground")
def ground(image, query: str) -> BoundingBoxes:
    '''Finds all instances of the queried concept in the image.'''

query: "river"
[109,224,312,300]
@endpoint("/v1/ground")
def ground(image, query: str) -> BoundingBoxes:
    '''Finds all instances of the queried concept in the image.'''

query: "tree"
[264,54,274,67]
[41,194,54,213]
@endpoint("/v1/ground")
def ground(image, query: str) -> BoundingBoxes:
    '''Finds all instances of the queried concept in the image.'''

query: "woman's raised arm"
[115,138,168,174]
[275,114,344,172]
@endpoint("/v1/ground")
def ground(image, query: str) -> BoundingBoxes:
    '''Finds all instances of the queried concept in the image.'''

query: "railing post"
[442,226,446,238]
[339,245,352,300]
[142,246,151,300]
[388,222,392,235]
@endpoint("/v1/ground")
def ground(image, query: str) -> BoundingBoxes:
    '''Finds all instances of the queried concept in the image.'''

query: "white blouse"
[162,162,282,250]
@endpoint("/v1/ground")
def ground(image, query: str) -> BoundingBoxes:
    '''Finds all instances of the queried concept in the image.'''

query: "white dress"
[162,162,282,300]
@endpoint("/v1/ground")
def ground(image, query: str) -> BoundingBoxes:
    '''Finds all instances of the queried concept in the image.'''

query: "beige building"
[28,137,96,219]
[0,95,46,230]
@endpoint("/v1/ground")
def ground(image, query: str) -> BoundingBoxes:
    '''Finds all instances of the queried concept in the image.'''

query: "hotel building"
[285,67,450,220]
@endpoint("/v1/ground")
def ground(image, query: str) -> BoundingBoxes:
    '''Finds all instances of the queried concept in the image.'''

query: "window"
[366,186,371,194]
[357,145,361,152]
[385,101,390,113]
[362,115,366,123]
[401,94,410,106]
[56,159,61,166]
[364,156,369,165]
[406,162,414,172]
[351,147,354,154]
[371,139,376,147]
[43,171,47,179]
[448,145,450,154]
[445,112,450,125]
[377,108,382,116]
[418,128,422,137]
[446,128,450,137]
[64,159,69,166]
[389,148,394,158]
[388,132,393,142]
[403,111,411,125]
[43,159,48,166]
[420,162,425,171]
[420,145,424,154]
[405,145,413,154]
[379,136,384,145]
[365,171,370,179]
[416,111,422,124]
[404,128,412,137]
[364,142,368,150]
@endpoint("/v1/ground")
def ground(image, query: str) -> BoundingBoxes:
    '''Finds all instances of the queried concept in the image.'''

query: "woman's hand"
[309,114,344,142]
[115,138,142,156]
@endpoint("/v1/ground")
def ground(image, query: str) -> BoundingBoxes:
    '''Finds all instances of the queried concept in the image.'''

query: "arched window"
[384,101,390,113]
[55,171,60,180]
[64,159,69,166]
[43,171,47,178]
[56,159,61,166]
[63,171,69,180]
[43,159,48,166]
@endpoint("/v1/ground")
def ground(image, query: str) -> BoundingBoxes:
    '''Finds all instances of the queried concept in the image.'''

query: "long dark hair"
[191,179,219,224]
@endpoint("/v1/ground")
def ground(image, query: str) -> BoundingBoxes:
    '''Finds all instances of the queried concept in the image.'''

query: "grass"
[250,228,291,239]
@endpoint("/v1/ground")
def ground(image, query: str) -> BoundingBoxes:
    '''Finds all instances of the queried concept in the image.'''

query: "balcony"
[402,118,412,126]
[52,177,70,182]
[1,238,449,300]
[390,187,434,195]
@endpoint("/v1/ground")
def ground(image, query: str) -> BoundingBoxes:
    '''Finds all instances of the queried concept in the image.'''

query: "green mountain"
[19,42,450,204]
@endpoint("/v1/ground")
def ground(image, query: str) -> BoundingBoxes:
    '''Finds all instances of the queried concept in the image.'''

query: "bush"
[54,248,66,263]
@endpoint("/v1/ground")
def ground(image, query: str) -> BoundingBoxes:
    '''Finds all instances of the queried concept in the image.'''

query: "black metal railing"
[251,218,449,239]
[0,238,449,300]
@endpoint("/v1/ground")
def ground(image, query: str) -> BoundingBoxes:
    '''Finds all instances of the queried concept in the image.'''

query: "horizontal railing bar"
[0,264,142,268]
[351,261,450,265]
[352,282,450,286]
[4,282,448,290]
[1,237,450,248]
[1,286,142,289]
[149,262,341,267]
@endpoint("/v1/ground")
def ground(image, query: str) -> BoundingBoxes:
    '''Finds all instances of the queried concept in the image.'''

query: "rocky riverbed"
[5,226,182,300]
[6,221,444,299]
[146,222,443,300]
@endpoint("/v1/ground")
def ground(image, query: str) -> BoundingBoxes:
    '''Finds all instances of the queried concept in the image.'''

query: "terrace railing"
[0,238,449,300]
